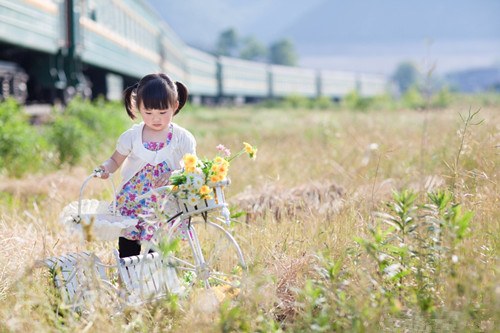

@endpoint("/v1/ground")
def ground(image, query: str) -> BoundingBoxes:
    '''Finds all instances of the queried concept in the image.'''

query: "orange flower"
[218,164,228,174]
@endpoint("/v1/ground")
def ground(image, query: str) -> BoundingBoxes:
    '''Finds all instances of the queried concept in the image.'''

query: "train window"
[88,0,97,21]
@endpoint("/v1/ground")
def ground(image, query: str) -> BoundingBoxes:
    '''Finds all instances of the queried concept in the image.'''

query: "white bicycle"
[139,179,246,292]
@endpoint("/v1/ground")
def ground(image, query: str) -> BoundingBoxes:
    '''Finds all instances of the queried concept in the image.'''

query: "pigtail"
[123,83,138,120]
[174,81,189,115]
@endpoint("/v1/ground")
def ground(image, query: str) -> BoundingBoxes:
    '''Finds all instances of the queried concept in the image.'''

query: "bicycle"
[137,179,246,293]
[55,170,246,305]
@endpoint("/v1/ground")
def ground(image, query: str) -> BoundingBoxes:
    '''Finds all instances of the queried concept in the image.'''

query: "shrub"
[431,86,452,109]
[0,99,48,176]
[343,90,371,111]
[47,97,131,165]
[47,115,90,166]
[400,85,426,109]
[284,93,311,109]
[313,95,335,110]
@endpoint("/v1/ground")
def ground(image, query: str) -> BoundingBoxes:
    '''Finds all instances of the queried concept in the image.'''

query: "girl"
[98,73,195,258]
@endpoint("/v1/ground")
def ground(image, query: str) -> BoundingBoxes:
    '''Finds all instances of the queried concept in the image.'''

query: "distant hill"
[445,67,500,93]
[277,0,500,56]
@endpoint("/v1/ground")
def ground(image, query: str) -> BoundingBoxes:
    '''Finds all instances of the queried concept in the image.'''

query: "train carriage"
[269,64,317,98]
[0,0,64,101]
[79,0,163,98]
[185,46,218,103]
[158,23,187,83]
[358,73,387,97]
[0,0,388,104]
[218,56,269,103]
[318,70,359,99]
[0,0,62,54]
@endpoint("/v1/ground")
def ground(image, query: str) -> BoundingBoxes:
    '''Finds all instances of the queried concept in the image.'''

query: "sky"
[145,0,500,75]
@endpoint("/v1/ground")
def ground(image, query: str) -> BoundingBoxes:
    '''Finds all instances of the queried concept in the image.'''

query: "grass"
[1,98,500,332]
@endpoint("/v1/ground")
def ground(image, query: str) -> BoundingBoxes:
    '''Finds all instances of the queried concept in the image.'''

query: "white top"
[116,122,196,190]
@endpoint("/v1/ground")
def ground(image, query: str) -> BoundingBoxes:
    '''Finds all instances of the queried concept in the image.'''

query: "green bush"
[0,99,49,177]
[343,90,372,111]
[400,85,426,109]
[431,86,452,109]
[47,97,131,165]
[313,95,335,110]
[47,115,90,166]
[284,93,311,109]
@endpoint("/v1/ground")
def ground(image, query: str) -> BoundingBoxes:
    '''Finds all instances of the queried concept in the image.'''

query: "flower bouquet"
[169,142,257,220]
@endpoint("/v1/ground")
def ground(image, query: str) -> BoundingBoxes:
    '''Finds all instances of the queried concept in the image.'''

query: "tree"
[269,38,297,66]
[215,28,239,57]
[392,61,420,94]
[239,36,268,61]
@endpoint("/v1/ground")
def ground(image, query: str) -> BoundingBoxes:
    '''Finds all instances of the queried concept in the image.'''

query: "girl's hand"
[153,171,172,187]
[95,166,110,179]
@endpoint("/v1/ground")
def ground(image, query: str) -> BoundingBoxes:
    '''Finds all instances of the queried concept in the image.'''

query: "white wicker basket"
[58,171,137,241]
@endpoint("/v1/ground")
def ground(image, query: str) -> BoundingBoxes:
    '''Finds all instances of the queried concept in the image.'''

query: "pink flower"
[216,144,231,158]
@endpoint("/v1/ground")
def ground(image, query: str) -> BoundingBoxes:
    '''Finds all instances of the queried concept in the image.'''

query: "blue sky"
[146,0,500,75]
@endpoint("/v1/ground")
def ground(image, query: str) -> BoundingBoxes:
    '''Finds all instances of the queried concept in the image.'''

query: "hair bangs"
[139,80,176,110]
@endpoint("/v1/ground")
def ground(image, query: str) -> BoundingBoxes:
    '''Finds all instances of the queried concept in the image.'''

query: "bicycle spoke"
[206,234,232,266]
[166,219,245,291]
[169,256,196,270]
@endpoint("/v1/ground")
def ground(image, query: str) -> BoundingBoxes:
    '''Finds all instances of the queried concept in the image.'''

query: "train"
[0,0,388,105]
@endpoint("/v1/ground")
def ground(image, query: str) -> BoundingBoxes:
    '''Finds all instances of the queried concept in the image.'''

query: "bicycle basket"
[58,171,137,241]
[174,179,230,222]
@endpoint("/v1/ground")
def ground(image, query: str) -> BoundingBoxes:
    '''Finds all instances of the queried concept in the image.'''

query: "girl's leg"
[118,237,141,258]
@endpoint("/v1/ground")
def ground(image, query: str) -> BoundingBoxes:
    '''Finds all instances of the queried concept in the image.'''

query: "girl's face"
[139,101,178,132]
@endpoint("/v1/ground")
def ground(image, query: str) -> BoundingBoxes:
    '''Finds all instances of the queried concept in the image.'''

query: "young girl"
[98,73,195,258]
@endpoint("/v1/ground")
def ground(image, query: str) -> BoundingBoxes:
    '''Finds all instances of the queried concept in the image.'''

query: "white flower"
[187,194,199,205]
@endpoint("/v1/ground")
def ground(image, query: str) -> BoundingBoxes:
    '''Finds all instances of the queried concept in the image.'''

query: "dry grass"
[1,102,500,331]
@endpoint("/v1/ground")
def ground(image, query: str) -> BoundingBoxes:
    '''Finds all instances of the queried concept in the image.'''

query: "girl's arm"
[98,150,127,179]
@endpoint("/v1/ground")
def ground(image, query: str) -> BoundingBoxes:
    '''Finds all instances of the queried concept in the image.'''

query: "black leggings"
[118,237,141,258]
[118,237,155,258]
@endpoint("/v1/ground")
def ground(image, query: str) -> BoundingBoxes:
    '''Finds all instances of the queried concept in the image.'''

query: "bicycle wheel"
[165,216,246,291]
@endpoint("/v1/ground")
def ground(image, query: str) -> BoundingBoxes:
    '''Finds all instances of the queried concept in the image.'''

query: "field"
[1,96,500,332]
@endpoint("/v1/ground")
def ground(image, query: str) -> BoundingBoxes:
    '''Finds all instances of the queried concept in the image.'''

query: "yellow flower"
[210,175,219,183]
[214,156,225,164]
[183,154,197,167]
[243,142,252,153]
[199,185,212,195]
[243,142,257,159]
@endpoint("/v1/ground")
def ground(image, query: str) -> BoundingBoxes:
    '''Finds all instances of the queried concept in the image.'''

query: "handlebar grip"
[93,168,106,178]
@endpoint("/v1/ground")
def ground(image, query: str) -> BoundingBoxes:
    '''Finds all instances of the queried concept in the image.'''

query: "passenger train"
[0,0,387,105]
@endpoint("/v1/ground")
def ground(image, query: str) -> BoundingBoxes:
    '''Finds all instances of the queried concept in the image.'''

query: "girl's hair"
[123,73,188,120]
